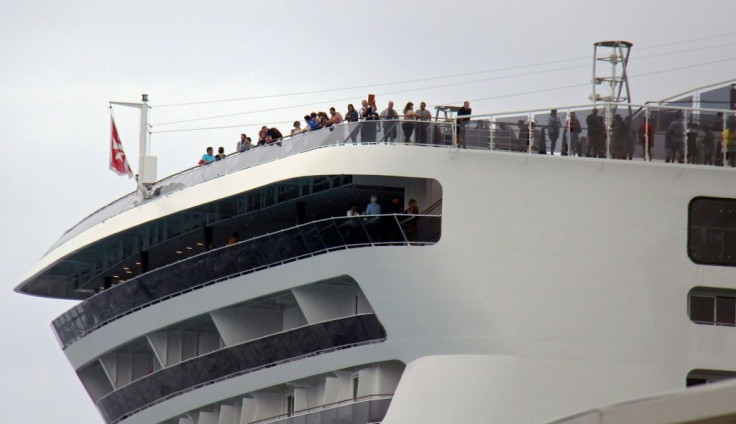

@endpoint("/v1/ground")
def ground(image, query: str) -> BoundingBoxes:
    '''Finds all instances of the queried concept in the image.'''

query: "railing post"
[684,109,689,163]
[565,108,571,156]
[527,112,533,154]
[489,115,495,150]
[393,214,409,244]
[644,107,650,161]
[331,217,348,247]
[452,120,457,148]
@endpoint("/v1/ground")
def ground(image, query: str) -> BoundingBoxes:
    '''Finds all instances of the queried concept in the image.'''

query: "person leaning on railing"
[403,199,420,242]
[402,102,419,143]
[456,101,471,149]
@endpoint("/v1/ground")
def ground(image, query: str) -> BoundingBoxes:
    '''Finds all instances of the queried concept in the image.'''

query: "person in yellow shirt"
[725,121,736,167]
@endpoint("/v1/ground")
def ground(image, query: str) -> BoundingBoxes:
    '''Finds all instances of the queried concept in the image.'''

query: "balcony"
[96,314,386,424]
[53,214,440,349]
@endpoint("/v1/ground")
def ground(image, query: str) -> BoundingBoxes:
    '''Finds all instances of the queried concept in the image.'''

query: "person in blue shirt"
[363,195,382,242]
[364,195,381,215]
[304,114,320,131]
[200,146,215,165]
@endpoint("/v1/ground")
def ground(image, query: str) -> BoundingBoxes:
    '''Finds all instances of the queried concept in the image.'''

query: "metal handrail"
[251,394,394,424]
[47,101,736,255]
[52,213,441,349]
[98,314,386,424]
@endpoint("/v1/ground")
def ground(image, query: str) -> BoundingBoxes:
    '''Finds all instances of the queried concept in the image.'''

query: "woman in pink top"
[329,107,343,125]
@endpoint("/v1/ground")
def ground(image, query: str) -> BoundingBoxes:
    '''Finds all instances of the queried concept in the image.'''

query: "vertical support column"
[296,201,306,225]
[205,226,214,251]
[140,250,149,273]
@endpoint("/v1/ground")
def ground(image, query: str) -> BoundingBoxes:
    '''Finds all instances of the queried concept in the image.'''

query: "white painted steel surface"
[33,145,736,423]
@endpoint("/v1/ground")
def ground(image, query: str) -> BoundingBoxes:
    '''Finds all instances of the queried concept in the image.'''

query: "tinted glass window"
[716,297,736,325]
[689,197,736,266]
[690,296,715,323]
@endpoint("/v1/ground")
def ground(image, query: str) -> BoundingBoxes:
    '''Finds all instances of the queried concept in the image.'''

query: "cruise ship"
[15,79,736,424]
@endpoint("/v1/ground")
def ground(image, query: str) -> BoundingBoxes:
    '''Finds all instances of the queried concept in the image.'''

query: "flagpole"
[110,94,157,199]
[139,94,149,183]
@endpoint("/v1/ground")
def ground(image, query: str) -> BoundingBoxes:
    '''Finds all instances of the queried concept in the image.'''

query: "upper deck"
[15,100,736,302]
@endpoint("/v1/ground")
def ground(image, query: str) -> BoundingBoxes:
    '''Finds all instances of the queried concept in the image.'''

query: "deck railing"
[48,102,735,255]
[52,213,440,349]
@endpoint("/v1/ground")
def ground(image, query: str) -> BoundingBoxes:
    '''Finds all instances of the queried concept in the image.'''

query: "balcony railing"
[47,119,452,253]
[48,102,735,255]
[52,214,440,349]
[96,314,386,424]
[250,394,393,424]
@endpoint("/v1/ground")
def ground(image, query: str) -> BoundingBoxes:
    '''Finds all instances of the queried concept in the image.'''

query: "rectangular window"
[690,296,715,323]
[352,375,360,401]
[689,197,736,266]
[716,296,736,325]
[287,395,294,416]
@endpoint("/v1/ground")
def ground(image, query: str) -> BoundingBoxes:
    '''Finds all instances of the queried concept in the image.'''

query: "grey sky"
[2,1,735,422]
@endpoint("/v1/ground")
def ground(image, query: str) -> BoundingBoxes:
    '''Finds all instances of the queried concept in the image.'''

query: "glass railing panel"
[53,215,440,348]
[253,397,392,424]
[491,115,531,152]
[96,314,385,424]
[48,102,736,256]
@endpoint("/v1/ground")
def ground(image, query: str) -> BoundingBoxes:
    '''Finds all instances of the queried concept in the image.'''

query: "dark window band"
[53,215,440,348]
[96,314,385,424]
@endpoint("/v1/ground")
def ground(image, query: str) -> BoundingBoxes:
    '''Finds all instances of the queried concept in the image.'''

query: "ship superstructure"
[16,80,736,424]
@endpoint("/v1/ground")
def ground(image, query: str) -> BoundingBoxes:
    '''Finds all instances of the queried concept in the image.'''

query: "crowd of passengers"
[198,98,472,165]
[197,99,736,167]
[532,108,736,165]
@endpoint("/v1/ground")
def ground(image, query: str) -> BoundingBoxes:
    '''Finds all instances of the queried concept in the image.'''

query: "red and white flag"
[110,116,133,177]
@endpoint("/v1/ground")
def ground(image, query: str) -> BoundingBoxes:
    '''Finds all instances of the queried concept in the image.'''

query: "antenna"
[591,41,633,158]
[590,40,633,108]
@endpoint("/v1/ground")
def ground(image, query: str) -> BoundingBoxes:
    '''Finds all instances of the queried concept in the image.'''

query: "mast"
[110,94,157,197]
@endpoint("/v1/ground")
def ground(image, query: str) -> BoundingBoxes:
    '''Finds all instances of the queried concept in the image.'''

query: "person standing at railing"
[611,114,627,159]
[380,101,399,143]
[625,115,635,160]
[402,102,419,143]
[666,111,686,163]
[258,126,268,146]
[547,109,561,155]
[725,121,736,167]
[404,199,419,242]
[291,121,305,136]
[266,127,283,145]
[200,147,215,165]
[586,108,604,158]
[360,99,379,143]
[304,114,320,132]
[416,102,432,144]
[329,107,343,125]
[686,123,700,164]
[318,111,332,128]
[518,120,530,151]
[364,195,382,242]
[456,101,471,149]
[566,112,582,156]
[702,124,715,165]
[345,204,361,242]
[638,116,653,161]
[345,104,359,144]
[236,133,252,152]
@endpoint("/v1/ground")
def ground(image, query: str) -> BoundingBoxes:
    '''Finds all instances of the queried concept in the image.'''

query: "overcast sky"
[2,1,736,422]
